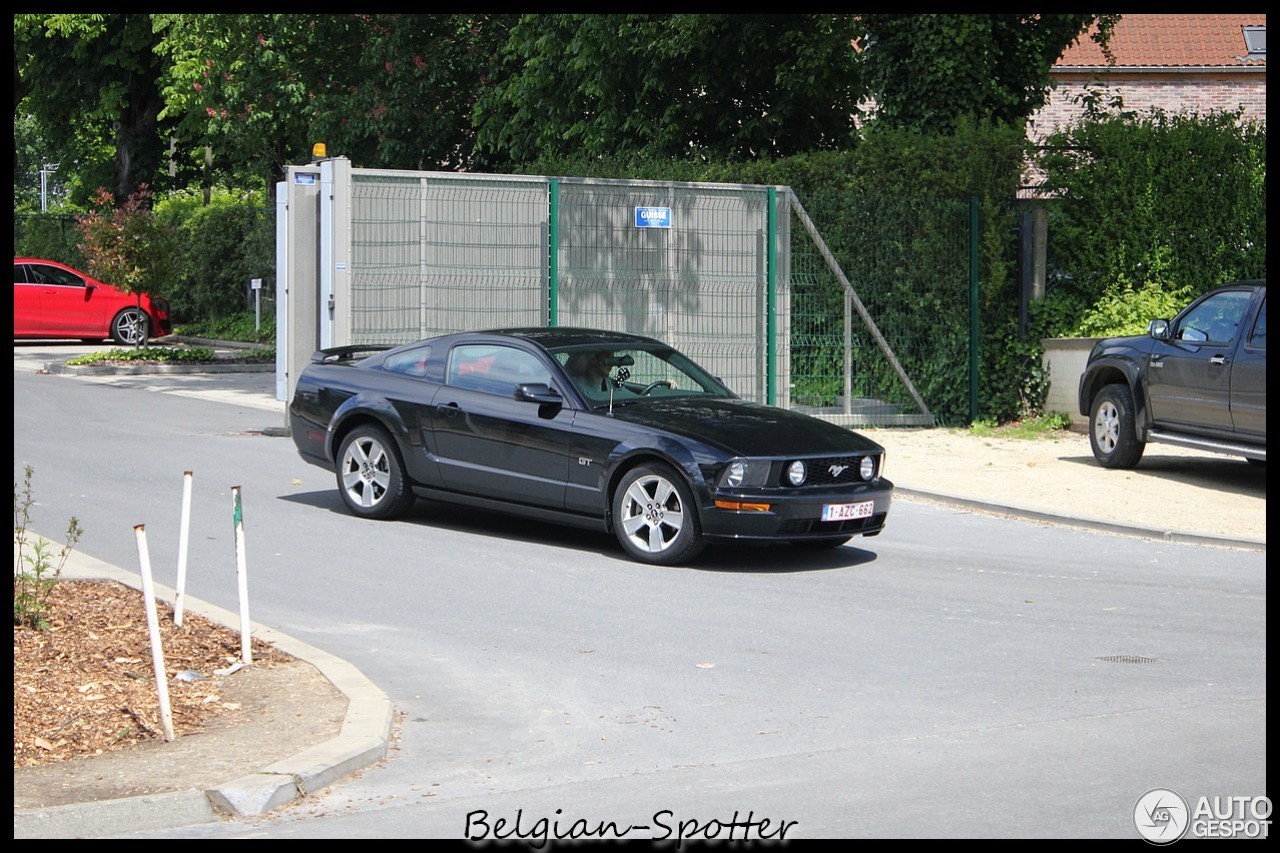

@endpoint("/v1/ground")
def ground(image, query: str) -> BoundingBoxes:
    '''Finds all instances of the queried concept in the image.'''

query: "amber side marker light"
[715,500,772,512]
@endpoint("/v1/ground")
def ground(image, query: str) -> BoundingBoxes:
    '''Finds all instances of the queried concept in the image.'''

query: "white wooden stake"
[134,524,175,742]
[231,486,253,665]
[174,470,193,627]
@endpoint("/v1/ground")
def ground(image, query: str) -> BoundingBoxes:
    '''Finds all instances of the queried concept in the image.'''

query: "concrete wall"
[1042,337,1104,429]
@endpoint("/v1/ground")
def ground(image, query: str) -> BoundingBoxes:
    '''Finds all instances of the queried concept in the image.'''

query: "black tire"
[792,536,852,551]
[110,308,149,346]
[611,462,705,565]
[335,424,416,520]
[1089,383,1146,469]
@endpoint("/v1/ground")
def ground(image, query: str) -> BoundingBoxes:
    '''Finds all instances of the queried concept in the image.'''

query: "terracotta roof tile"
[1056,14,1266,68]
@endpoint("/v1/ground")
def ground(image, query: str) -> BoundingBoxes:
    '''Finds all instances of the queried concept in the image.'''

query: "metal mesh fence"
[553,181,773,402]
[348,173,548,344]
[787,194,971,426]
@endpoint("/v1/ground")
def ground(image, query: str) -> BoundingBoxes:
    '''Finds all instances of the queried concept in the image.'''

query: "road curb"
[895,487,1266,553]
[13,541,394,838]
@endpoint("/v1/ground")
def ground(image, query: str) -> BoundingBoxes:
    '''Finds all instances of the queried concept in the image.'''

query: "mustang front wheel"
[336,425,416,519]
[612,463,705,565]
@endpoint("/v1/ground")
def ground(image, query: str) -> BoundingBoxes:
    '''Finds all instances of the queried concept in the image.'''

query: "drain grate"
[1096,654,1162,664]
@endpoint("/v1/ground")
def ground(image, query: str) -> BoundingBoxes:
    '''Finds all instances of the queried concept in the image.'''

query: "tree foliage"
[857,14,1119,131]
[474,14,865,163]
[14,14,170,203]
[155,14,512,193]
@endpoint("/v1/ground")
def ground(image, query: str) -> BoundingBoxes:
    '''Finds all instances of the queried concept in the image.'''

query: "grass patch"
[965,412,1073,440]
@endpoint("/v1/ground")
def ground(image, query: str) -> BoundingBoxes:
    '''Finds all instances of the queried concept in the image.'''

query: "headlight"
[860,456,876,480]
[786,460,806,486]
[717,459,768,488]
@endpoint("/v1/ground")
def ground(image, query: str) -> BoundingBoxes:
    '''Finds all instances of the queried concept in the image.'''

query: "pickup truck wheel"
[1089,383,1146,469]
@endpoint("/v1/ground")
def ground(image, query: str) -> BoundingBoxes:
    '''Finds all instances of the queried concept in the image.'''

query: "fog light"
[787,460,806,486]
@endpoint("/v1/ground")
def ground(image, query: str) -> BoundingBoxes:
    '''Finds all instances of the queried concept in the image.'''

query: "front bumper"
[699,479,893,543]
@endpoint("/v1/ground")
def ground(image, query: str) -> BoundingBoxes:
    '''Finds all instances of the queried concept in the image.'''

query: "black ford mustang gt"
[289,327,893,565]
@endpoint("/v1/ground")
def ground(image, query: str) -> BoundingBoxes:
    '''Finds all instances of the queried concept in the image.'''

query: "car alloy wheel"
[1089,383,1145,469]
[336,425,415,520]
[612,462,704,565]
[111,308,150,346]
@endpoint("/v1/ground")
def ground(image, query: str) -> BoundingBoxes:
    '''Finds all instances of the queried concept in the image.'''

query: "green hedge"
[1033,109,1266,338]
[13,214,85,267]
[155,189,275,324]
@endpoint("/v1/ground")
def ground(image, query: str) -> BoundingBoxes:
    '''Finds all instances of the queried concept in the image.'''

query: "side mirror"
[515,382,563,405]
[1148,319,1171,340]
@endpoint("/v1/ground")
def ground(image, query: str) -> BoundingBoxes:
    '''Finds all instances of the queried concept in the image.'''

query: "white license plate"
[821,501,874,522]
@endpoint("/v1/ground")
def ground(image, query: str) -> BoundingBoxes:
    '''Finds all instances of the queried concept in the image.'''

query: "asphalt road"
[11,344,1268,839]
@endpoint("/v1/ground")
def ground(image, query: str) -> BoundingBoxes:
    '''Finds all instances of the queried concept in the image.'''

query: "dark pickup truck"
[1078,280,1266,468]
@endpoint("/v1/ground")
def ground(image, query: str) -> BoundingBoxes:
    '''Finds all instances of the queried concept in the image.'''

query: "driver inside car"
[565,350,612,393]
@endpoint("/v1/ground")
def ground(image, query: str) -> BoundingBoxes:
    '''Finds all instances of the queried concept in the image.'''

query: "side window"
[14,264,31,284]
[1247,296,1265,349]
[1175,290,1251,345]
[383,345,432,377]
[31,264,84,287]
[447,345,549,396]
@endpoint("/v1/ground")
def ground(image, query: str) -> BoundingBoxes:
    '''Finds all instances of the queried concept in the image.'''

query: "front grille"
[788,455,874,487]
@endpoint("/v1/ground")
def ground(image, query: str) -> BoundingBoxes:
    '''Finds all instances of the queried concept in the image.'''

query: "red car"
[13,257,172,345]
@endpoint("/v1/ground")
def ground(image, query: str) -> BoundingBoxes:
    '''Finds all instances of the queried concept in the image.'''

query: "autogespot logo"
[1135,788,1190,844]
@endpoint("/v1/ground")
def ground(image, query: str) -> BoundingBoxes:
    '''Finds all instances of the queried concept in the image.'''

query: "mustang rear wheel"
[336,425,415,519]
[612,463,705,565]
[1089,383,1146,469]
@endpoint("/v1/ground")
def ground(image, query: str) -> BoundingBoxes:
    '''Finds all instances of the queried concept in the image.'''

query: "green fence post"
[968,195,980,424]
[767,187,777,406]
[548,179,559,327]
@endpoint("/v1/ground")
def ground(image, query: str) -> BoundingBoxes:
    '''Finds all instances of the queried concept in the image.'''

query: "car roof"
[464,327,668,350]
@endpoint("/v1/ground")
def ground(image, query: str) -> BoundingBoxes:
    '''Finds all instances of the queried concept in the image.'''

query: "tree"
[76,184,179,347]
[473,14,866,164]
[156,14,513,194]
[15,14,171,204]
[857,14,1118,132]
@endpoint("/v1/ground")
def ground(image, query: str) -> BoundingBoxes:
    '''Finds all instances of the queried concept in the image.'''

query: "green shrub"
[155,188,274,324]
[1037,109,1266,338]
[13,212,86,266]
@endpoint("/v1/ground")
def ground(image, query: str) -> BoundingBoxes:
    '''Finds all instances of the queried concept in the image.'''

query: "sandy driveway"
[863,427,1266,547]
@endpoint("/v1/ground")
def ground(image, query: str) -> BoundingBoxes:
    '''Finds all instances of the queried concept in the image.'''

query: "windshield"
[551,344,736,408]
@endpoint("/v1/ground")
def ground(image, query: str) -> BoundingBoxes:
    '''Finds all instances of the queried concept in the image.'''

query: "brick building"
[1029,13,1267,142]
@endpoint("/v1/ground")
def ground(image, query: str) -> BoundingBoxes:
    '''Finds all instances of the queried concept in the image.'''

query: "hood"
[608,398,884,457]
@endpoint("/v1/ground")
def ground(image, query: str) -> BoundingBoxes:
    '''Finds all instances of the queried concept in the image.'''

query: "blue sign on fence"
[634,207,672,228]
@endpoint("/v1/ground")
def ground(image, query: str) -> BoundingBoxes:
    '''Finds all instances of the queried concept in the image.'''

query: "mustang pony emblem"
[828,464,849,478]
